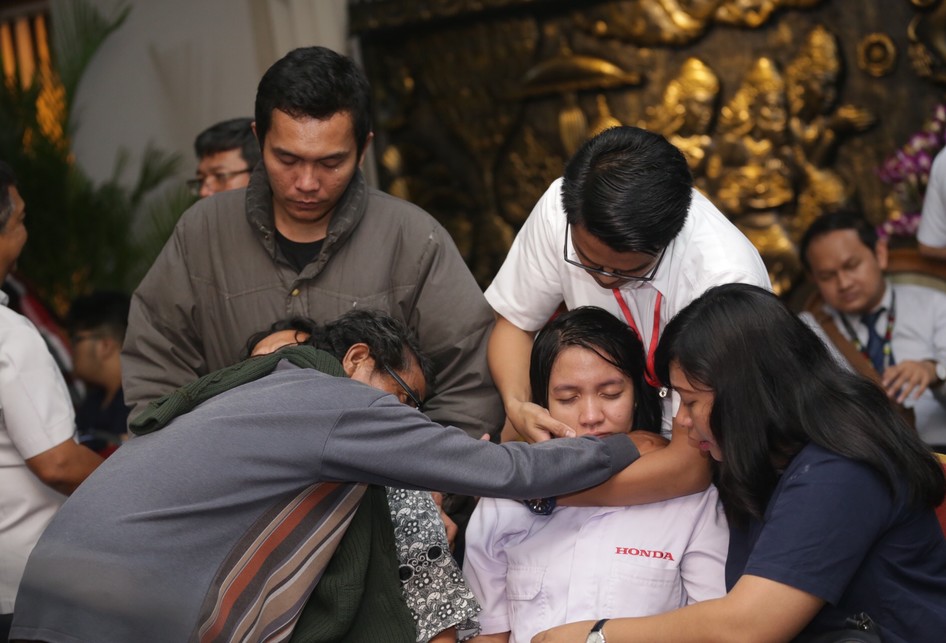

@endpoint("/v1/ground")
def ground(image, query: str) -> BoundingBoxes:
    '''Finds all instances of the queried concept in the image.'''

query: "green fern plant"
[0,0,186,314]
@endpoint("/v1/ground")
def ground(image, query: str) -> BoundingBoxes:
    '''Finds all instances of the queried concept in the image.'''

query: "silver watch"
[586,618,609,643]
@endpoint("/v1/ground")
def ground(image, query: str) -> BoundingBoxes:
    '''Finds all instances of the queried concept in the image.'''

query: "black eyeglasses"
[186,168,251,196]
[382,364,424,410]
[563,225,666,283]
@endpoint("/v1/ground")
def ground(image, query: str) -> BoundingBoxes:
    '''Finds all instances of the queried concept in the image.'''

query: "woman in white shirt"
[464,307,728,643]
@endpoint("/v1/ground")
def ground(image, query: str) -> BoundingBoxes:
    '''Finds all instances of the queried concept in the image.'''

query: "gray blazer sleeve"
[321,393,640,499]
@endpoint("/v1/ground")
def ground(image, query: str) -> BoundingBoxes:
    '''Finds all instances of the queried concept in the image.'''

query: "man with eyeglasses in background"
[187,117,260,198]
[485,126,770,510]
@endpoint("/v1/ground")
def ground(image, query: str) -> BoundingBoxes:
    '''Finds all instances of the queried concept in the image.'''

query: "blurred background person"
[187,117,260,198]
[0,161,102,638]
[799,211,946,451]
[66,291,132,456]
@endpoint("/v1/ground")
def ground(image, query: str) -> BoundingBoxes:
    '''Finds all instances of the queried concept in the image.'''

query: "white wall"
[59,0,349,185]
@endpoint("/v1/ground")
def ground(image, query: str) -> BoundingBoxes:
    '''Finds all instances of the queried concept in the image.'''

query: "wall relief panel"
[352,0,944,295]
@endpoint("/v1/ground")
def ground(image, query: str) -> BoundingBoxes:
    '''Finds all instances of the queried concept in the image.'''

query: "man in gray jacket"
[122,46,503,439]
[13,310,639,642]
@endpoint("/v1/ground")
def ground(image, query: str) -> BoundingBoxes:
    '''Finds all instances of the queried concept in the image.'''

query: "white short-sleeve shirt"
[919,147,946,249]
[803,282,946,447]
[0,294,74,612]
[485,178,771,432]
[463,485,729,643]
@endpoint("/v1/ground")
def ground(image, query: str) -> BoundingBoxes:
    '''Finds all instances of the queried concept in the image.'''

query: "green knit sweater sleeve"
[129,346,344,435]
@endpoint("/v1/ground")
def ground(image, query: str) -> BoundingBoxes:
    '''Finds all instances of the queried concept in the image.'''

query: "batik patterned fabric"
[387,488,480,641]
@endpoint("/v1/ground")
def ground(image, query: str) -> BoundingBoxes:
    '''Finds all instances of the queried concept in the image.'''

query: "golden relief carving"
[787,26,875,239]
[355,0,935,294]
[572,0,723,46]
[571,0,827,45]
[713,0,824,29]
[909,0,946,84]
[643,57,720,174]
[857,33,897,78]
[518,54,641,155]
[705,56,799,294]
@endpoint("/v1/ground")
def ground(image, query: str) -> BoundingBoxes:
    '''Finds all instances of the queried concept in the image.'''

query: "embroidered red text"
[614,546,675,561]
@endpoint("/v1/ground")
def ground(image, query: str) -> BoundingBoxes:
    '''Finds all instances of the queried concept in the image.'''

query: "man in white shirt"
[0,162,102,637]
[485,126,770,503]
[799,211,946,450]
[919,146,946,261]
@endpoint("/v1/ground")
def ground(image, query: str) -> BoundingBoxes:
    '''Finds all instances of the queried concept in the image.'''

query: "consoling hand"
[628,430,670,455]
[882,360,936,404]
[531,620,597,643]
[509,400,576,443]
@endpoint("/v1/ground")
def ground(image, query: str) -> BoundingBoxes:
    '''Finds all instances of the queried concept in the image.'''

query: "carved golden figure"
[786,25,875,239]
[573,0,723,46]
[714,0,825,29]
[707,56,798,294]
[588,94,623,139]
[574,0,825,45]
[519,53,640,157]
[644,57,720,173]
[909,0,946,85]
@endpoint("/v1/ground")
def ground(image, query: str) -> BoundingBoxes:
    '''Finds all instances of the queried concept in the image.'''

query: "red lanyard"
[613,288,663,388]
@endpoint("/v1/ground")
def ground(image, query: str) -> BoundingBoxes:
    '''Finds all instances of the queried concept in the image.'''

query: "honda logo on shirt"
[615,546,675,561]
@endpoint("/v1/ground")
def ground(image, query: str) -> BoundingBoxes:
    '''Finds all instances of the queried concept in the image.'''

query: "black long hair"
[530,306,662,433]
[655,283,945,526]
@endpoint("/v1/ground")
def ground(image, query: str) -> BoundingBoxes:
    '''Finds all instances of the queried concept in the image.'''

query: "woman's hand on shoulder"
[629,430,670,456]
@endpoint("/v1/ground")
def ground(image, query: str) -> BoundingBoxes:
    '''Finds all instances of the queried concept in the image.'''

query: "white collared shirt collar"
[831,279,892,336]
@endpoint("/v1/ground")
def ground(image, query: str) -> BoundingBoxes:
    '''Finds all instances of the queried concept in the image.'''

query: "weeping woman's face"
[669,361,720,461]
[546,345,635,439]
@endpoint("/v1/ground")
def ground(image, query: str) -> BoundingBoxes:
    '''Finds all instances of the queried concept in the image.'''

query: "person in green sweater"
[245,316,481,643]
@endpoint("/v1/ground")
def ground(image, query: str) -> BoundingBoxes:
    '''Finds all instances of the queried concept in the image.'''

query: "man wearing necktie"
[800,211,946,451]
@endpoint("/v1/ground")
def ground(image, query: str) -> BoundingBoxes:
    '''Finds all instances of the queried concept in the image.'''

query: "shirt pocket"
[603,559,685,617]
[505,565,549,630]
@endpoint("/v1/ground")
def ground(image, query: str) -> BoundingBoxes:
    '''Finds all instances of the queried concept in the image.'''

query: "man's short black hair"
[0,160,17,229]
[66,291,131,343]
[562,126,693,254]
[799,210,878,271]
[254,46,373,157]
[193,117,260,169]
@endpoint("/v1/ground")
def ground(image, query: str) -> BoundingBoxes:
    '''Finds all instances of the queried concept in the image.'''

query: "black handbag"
[793,613,883,643]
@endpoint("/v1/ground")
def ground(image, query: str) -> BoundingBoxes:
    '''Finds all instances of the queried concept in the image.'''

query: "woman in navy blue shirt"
[533,284,946,643]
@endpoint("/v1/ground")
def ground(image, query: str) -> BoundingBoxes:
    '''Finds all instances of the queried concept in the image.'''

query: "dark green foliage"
[0,0,188,313]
